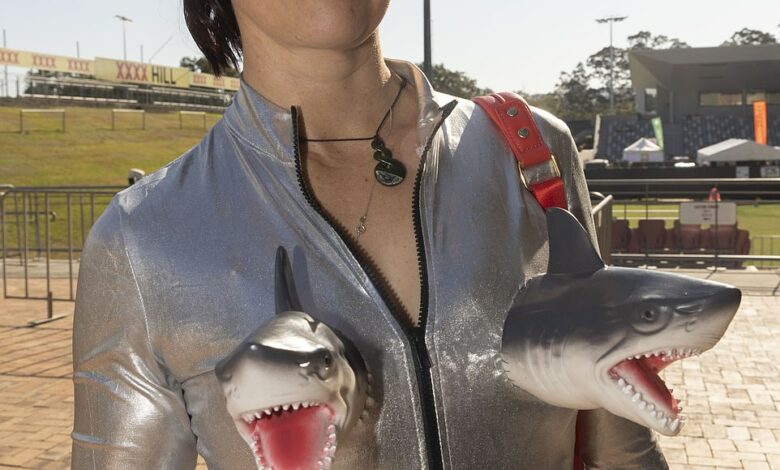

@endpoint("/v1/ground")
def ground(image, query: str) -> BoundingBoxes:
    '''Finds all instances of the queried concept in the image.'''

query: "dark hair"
[183,0,242,76]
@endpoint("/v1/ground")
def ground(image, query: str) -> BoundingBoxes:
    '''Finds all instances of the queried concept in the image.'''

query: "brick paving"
[0,274,778,469]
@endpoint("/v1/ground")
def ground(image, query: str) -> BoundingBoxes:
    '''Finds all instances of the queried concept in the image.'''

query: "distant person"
[71,1,668,468]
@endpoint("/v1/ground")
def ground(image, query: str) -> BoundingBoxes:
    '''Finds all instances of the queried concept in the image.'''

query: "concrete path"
[0,271,778,469]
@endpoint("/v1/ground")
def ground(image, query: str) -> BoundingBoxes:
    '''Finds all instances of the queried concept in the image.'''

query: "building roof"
[629,44,780,90]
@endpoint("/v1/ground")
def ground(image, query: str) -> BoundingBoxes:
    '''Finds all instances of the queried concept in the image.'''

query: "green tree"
[553,63,608,120]
[721,28,777,45]
[180,56,240,78]
[555,31,689,116]
[627,31,690,50]
[420,63,492,99]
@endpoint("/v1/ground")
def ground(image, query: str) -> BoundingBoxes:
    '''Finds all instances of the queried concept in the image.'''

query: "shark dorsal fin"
[275,246,303,314]
[546,208,605,275]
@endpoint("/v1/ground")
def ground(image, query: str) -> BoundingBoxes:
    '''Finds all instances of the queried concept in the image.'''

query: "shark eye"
[314,352,334,380]
[631,305,671,334]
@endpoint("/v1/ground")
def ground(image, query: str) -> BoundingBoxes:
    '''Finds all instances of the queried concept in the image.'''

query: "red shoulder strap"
[472,92,567,210]
[474,92,582,470]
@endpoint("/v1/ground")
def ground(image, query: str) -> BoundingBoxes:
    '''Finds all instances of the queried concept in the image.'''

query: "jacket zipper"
[291,99,457,470]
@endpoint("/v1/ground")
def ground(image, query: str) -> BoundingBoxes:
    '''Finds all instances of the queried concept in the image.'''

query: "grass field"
[0,106,221,186]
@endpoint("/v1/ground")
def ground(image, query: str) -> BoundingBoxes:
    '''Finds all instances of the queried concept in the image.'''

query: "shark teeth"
[622,348,702,363]
[610,372,686,433]
[240,401,322,424]
[315,429,338,470]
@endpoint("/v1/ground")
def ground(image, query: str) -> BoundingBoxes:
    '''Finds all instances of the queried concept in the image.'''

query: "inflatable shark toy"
[501,208,741,436]
[216,248,369,470]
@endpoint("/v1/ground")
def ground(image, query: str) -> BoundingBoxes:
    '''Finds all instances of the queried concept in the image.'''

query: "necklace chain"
[300,75,407,145]
[299,74,408,239]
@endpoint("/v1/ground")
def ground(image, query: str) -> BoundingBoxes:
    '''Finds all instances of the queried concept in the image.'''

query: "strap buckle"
[518,153,561,190]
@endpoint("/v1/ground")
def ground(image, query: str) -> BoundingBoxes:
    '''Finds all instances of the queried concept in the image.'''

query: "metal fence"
[1,185,122,325]
[590,178,780,269]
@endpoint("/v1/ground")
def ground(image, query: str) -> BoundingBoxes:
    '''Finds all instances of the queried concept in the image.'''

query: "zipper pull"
[413,331,432,369]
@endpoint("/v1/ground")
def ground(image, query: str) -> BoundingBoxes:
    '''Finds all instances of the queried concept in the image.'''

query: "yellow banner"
[754,100,767,145]
[94,57,191,88]
[190,72,240,91]
[0,47,93,74]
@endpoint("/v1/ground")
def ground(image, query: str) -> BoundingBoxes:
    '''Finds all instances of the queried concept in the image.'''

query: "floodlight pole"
[115,15,133,61]
[596,15,628,115]
[423,0,432,78]
[2,29,7,98]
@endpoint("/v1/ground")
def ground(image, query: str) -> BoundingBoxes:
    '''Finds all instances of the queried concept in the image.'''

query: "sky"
[2,0,779,94]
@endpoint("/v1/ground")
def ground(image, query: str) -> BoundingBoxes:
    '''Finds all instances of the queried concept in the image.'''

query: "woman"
[71,0,668,468]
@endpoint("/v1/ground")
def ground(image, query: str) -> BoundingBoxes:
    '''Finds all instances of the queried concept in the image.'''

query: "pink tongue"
[253,406,332,470]
[613,358,677,416]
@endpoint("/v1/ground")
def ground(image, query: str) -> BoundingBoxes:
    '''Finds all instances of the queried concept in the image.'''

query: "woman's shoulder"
[112,119,230,217]
[433,90,574,144]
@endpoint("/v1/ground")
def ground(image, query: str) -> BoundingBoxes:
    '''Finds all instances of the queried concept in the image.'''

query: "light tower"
[423,0,432,78]
[115,15,133,61]
[596,15,628,115]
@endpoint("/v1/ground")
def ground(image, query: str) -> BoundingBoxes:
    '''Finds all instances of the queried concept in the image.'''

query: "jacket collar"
[223,58,454,163]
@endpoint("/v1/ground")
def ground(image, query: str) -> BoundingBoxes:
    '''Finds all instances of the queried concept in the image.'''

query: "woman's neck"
[241,29,399,140]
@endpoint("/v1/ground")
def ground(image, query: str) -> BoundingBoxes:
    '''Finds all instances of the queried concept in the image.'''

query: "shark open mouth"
[240,402,337,470]
[608,348,700,433]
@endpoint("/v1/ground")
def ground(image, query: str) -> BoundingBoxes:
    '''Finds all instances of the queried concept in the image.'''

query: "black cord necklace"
[300,76,408,187]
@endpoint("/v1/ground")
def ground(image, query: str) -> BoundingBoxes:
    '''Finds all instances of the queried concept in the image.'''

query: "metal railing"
[593,178,780,269]
[591,193,613,265]
[587,177,780,200]
[1,185,123,325]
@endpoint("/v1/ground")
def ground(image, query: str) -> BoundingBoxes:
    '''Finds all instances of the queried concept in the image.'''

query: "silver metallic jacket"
[71,59,668,469]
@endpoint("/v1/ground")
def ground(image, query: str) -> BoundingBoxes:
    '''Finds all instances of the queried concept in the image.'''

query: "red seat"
[611,219,631,252]
[708,225,738,252]
[637,219,667,251]
[735,229,750,255]
[671,220,702,252]
[628,228,641,253]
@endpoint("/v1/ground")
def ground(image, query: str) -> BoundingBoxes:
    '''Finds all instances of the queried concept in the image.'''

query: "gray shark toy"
[502,208,741,436]
[216,248,369,470]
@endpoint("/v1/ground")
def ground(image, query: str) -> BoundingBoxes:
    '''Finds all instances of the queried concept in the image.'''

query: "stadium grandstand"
[0,47,238,112]
[24,75,231,111]
[595,44,780,163]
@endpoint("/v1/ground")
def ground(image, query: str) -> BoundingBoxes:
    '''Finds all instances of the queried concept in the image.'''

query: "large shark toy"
[502,208,741,436]
[216,248,369,470]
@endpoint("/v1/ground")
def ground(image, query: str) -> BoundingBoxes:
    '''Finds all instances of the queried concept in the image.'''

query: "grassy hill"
[0,106,221,186]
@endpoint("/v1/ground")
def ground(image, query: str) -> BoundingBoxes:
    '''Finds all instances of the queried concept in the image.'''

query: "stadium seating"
[611,218,751,268]
[769,114,780,147]
[596,111,779,160]
[681,115,753,157]
[596,115,655,160]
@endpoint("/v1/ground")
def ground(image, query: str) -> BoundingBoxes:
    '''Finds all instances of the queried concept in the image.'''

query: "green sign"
[651,117,664,150]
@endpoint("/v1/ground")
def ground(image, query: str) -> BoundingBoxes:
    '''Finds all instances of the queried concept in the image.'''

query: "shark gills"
[501,208,741,436]
[216,247,369,470]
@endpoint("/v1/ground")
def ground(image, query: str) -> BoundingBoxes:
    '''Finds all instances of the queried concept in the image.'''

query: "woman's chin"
[235,0,389,51]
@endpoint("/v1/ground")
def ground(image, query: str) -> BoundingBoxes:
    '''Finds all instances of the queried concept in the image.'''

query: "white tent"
[622,138,664,163]
[697,139,780,165]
